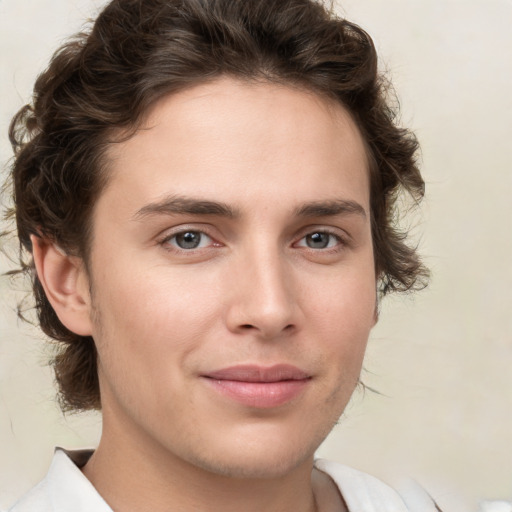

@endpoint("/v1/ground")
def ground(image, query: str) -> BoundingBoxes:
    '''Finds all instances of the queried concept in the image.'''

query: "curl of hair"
[3,0,428,411]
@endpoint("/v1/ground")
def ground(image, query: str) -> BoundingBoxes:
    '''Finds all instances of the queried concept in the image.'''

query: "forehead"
[100,77,370,215]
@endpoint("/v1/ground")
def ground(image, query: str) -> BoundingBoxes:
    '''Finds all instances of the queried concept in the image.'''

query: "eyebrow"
[133,195,366,221]
[295,199,367,219]
[133,195,239,220]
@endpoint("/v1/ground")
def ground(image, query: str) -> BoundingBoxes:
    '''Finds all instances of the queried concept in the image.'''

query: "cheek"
[311,271,375,370]
[311,266,376,327]
[93,257,219,330]
[89,261,222,389]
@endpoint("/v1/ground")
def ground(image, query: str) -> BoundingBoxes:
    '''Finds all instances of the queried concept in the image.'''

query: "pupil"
[177,232,201,249]
[307,232,329,249]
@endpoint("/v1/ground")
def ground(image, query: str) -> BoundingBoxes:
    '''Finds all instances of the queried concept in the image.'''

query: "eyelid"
[293,226,351,247]
[157,224,221,251]
[295,232,340,247]
[169,231,213,249]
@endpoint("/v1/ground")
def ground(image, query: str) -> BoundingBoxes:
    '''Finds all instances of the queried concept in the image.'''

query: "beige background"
[1,1,511,511]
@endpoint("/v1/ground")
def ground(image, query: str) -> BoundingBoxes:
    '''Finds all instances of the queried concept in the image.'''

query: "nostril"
[238,323,295,334]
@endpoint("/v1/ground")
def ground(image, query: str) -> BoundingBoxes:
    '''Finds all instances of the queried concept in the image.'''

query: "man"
[4,0,433,510]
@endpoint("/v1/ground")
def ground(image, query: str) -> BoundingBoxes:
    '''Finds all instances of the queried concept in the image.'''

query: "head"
[5,0,427,463]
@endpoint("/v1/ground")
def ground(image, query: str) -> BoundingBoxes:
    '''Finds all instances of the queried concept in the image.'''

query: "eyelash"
[159,229,218,252]
[158,227,349,254]
[293,230,347,251]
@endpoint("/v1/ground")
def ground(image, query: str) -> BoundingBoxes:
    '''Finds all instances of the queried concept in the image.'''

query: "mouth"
[201,364,312,408]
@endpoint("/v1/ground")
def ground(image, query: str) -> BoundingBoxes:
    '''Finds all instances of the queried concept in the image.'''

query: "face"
[84,77,376,478]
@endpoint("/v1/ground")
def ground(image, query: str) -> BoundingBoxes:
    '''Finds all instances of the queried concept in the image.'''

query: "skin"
[34,77,377,512]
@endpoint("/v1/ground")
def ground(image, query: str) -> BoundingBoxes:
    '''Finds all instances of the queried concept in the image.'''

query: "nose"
[224,247,301,340]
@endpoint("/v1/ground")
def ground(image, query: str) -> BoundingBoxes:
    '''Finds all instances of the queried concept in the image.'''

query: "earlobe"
[31,235,93,336]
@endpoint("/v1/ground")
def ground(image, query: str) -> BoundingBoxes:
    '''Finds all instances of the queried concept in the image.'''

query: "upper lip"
[203,364,310,383]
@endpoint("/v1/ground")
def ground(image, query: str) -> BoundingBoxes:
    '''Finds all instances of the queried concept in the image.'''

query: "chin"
[191,450,313,480]
[182,429,321,480]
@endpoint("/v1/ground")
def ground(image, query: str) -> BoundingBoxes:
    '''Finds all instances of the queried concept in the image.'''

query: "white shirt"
[8,448,439,512]
[479,503,512,512]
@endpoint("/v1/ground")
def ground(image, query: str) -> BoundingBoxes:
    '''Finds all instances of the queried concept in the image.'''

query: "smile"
[201,364,312,408]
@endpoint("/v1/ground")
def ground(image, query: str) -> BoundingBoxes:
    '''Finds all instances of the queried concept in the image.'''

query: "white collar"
[9,448,111,512]
[10,450,434,511]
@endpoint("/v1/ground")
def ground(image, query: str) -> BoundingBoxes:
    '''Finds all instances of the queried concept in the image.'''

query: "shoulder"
[7,479,52,512]
[8,449,111,512]
[314,459,439,512]
[479,502,512,512]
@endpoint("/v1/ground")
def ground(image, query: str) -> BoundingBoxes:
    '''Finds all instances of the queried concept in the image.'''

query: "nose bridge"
[227,237,298,337]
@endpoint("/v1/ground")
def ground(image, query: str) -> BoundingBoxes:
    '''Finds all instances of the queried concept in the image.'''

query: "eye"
[296,231,341,249]
[165,230,213,250]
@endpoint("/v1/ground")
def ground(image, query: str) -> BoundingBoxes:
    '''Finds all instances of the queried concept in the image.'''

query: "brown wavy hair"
[3,0,428,411]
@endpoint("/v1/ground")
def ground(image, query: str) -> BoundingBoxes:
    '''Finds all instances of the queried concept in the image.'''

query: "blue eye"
[297,232,340,249]
[168,231,212,250]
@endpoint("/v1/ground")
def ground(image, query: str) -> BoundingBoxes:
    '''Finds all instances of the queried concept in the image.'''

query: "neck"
[83,416,320,512]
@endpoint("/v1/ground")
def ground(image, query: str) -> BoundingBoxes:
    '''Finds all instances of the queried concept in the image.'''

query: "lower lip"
[203,378,310,408]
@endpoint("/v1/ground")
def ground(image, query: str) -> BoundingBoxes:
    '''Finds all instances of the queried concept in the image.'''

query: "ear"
[31,235,93,336]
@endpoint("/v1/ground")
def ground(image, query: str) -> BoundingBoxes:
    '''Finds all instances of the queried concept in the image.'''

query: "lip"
[201,364,311,408]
